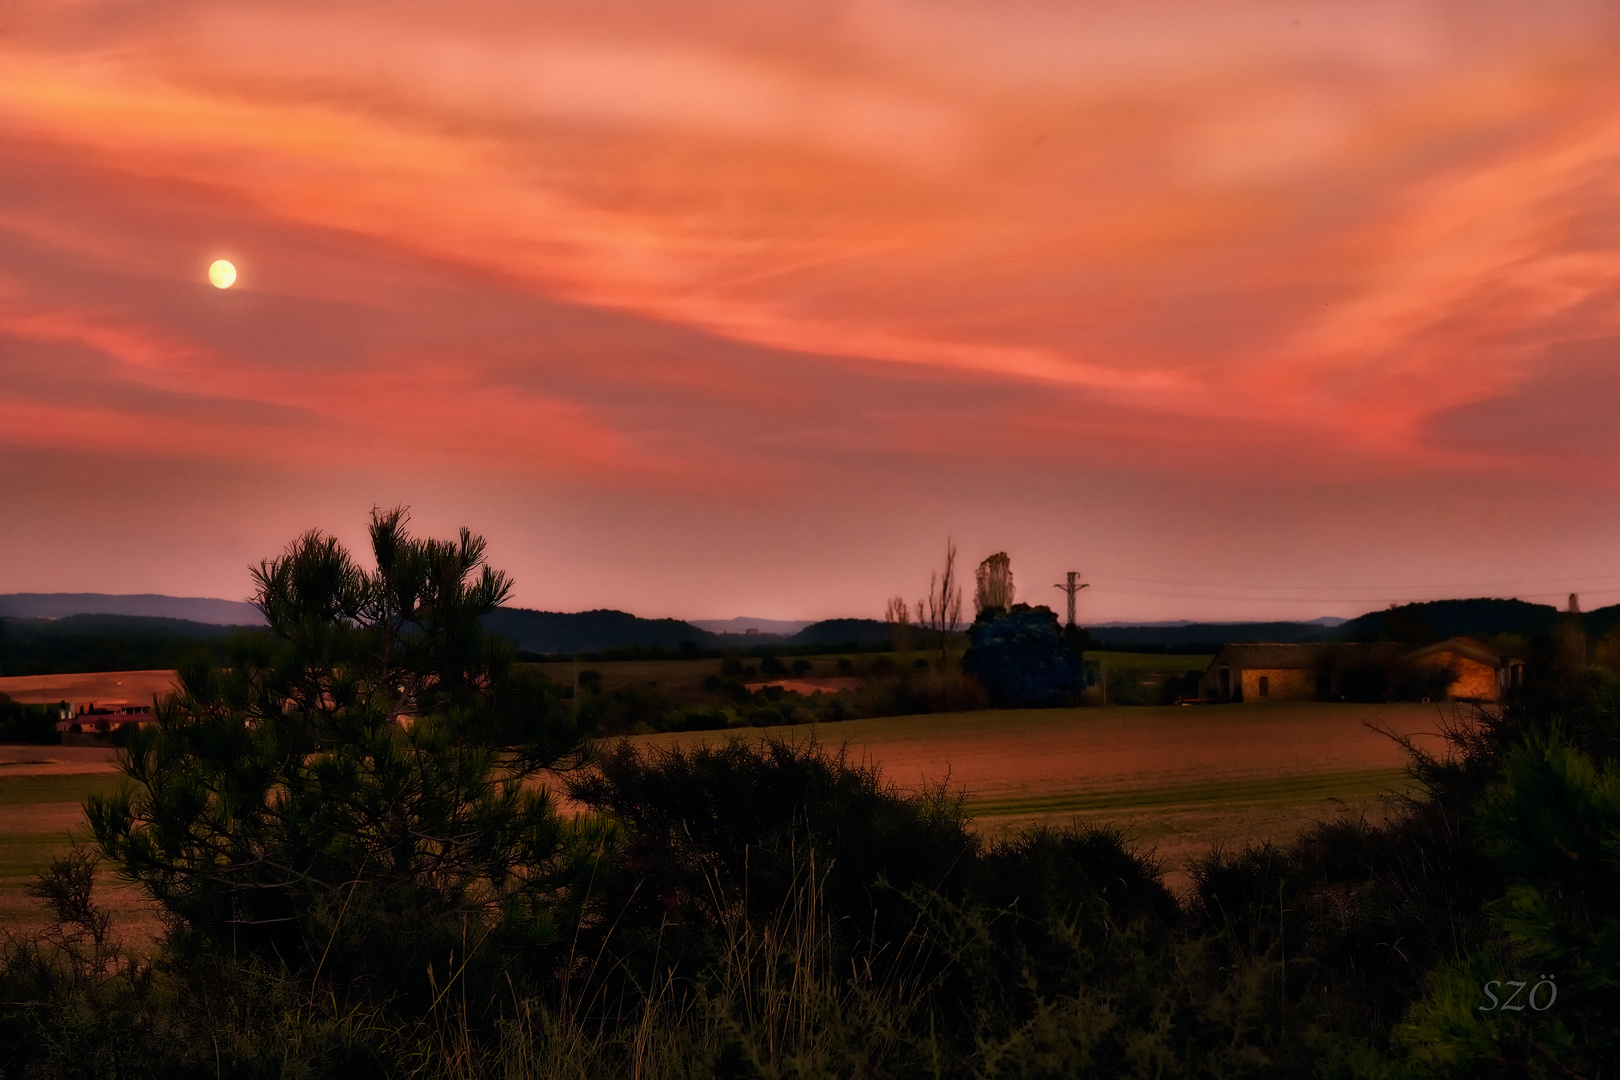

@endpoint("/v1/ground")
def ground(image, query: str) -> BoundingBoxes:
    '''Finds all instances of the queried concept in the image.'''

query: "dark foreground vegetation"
[2,515,1615,1077]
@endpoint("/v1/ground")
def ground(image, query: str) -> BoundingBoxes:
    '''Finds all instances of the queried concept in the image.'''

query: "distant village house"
[1404,637,1525,701]
[1199,637,1524,704]
[55,700,158,744]
[1201,644,1323,703]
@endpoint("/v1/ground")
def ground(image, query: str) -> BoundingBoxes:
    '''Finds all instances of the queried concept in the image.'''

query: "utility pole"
[1054,571,1089,628]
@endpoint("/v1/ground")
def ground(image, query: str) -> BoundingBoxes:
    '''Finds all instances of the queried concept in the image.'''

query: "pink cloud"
[4,0,1620,618]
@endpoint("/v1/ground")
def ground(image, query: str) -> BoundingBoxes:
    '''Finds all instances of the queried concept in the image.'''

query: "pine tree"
[87,509,595,999]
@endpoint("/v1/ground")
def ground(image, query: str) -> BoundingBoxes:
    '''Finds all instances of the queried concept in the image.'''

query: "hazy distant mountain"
[0,593,263,626]
[689,617,815,635]
[789,618,891,647]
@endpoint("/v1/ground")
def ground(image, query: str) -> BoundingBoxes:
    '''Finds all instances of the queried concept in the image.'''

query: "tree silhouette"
[924,539,964,669]
[974,551,1015,617]
[88,508,594,998]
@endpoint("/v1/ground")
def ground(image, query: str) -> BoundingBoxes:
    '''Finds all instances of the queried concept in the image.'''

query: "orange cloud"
[5,0,1620,617]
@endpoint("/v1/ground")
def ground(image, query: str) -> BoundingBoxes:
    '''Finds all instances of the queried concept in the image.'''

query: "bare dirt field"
[0,745,120,777]
[0,699,1470,931]
[0,670,180,708]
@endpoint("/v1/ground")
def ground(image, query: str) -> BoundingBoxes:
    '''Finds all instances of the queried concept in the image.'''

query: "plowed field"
[0,700,1468,928]
[633,701,1463,888]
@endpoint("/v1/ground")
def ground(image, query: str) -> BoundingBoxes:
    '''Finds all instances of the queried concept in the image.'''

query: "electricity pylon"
[1054,571,1088,628]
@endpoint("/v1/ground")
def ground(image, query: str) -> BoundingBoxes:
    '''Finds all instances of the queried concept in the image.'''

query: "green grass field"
[0,773,123,807]
[0,772,128,931]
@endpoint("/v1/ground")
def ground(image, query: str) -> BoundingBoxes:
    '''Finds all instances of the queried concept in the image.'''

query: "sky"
[3,0,1620,624]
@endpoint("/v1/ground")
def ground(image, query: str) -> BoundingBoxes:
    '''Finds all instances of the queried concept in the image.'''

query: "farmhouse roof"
[1404,636,1517,668]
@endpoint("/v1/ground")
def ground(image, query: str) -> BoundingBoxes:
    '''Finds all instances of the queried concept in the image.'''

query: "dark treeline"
[0,693,57,743]
[563,649,984,736]
[515,636,898,665]
[0,615,264,677]
[0,608,894,674]
[1336,596,1620,642]
[1091,620,1334,651]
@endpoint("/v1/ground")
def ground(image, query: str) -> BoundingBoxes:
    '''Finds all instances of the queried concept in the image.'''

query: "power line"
[1023,571,1620,603]
[1076,571,1620,592]
[1025,571,1620,600]
[1066,583,1620,604]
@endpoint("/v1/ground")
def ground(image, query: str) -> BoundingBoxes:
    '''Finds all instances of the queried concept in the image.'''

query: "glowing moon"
[207,259,237,289]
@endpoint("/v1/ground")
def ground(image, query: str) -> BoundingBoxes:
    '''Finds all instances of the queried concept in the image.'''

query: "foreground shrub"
[562,735,977,1005]
[1390,696,1620,1077]
[0,690,60,743]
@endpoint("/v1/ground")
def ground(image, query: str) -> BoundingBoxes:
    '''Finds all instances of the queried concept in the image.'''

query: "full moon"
[207,259,237,289]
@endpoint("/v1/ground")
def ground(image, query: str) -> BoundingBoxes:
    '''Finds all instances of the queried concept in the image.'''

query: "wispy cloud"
[4,0,1619,616]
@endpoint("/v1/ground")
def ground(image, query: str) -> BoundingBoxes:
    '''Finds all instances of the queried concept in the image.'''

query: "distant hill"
[483,610,901,655]
[1086,616,1346,629]
[1335,598,1561,642]
[1086,621,1333,650]
[0,598,881,662]
[482,608,722,655]
[0,593,262,626]
[788,618,892,647]
[1087,598,1620,651]
[1585,603,1620,639]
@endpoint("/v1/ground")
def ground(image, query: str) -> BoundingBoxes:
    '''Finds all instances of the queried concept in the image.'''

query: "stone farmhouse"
[1198,637,1524,704]
[1200,644,1327,703]
[1404,637,1526,701]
